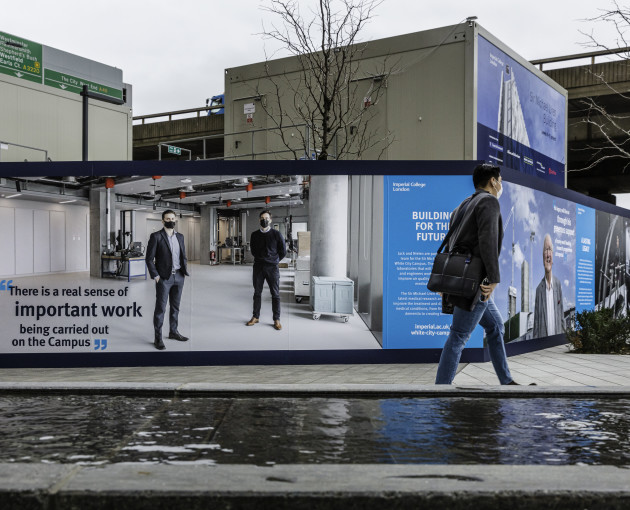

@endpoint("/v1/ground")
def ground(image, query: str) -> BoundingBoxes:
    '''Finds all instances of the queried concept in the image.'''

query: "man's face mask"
[260,218,270,228]
[164,220,176,229]
[493,179,503,200]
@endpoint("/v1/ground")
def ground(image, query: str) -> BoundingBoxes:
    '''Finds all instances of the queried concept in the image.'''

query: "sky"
[1,0,621,117]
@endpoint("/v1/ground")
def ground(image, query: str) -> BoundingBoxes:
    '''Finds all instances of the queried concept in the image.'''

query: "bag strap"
[435,202,467,254]
[436,192,490,254]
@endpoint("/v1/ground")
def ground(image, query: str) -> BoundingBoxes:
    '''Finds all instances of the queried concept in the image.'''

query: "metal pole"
[251,131,255,160]
[106,188,111,251]
[82,85,88,161]
[203,138,207,160]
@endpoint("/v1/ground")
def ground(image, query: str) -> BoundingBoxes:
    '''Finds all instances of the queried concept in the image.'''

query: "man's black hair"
[473,163,501,189]
[259,210,272,218]
[162,209,176,220]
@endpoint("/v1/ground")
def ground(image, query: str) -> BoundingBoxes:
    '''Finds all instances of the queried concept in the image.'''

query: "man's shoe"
[508,380,537,386]
[273,320,282,330]
[168,331,189,341]
[154,339,166,350]
[246,317,259,326]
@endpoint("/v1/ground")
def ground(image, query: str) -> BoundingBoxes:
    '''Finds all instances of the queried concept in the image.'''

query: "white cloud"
[513,242,526,268]
[503,183,544,248]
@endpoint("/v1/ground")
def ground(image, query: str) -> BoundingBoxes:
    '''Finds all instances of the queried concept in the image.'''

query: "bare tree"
[573,1,630,172]
[257,0,394,160]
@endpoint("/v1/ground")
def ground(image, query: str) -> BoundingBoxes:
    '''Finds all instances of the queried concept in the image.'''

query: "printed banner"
[495,182,576,341]
[576,206,596,314]
[477,36,566,185]
[382,175,483,349]
[0,165,628,362]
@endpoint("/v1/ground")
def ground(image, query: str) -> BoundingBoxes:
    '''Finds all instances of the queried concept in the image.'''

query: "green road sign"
[44,69,123,100]
[0,31,43,84]
[167,145,182,156]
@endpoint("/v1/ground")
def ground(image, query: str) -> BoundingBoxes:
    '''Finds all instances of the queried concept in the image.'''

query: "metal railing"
[531,46,630,70]
[0,140,48,162]
[157,123,339,161]
[133,106,223,124]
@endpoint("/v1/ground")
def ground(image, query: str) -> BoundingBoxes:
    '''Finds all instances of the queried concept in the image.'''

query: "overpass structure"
[133,107,224,161]
[133,48,630,202]
[535,47,630,202]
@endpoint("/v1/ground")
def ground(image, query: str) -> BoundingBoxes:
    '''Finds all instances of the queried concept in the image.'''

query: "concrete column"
[210,207,217,253]
[200,205,211,265]
[348,175,361,297]
[240,210,247,246]
[89,188,116,277]
[309,175,348,278]
[200,205,218,265]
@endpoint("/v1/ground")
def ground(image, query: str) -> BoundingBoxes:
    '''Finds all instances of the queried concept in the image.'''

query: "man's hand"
[155,276,160,283]
[480,282,497,300]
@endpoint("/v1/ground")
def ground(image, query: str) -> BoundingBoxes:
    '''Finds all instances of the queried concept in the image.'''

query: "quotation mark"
[94,339,108,350]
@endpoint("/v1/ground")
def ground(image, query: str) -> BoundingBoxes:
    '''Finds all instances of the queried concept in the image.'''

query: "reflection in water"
[0,395,629,465]
[377,398,630,465]
[377,398,505,464]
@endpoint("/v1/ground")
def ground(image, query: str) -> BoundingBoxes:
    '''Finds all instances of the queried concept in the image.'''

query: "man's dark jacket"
[145,229,190,281]
[445,189,503,311]
[250,228,286,265]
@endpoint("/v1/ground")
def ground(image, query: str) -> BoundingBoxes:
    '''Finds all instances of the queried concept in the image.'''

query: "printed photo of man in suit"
[533,234,564,338]
[145,210,190,350]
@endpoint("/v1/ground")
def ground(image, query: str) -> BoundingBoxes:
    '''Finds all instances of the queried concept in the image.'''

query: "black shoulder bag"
[427,193,486,299]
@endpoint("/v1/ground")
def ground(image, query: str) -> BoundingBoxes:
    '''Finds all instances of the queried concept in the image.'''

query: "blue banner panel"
[382,175,483,349]
[495,181,576,342]
[576,206,596,314]
[477,36,566,184]
[477,124,564,186]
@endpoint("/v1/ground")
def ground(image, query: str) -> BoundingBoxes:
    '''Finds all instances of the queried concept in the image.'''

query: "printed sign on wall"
[477,36,566,186]
[382,174,484,349]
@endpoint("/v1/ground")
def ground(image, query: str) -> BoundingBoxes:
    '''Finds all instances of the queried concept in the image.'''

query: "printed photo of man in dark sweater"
[246,210,286,330]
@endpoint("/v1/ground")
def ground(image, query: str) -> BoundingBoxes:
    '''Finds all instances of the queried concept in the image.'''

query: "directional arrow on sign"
[60,84,67,90]
[15,72,23,78]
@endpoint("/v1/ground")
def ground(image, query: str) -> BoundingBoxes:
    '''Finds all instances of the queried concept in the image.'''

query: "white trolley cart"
[310,276,354,322]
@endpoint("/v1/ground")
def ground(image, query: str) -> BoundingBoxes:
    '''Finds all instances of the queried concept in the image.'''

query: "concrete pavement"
[2,464,630,510]
[0,344,628,388]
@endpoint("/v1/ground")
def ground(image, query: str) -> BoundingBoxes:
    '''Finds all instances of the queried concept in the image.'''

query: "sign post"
[158,143,192,160]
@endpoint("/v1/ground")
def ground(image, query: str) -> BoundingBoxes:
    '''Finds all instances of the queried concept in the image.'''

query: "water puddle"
[1,396,629,465]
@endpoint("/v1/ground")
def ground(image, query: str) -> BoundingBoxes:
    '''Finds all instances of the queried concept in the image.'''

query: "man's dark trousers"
[252,263,280,320]
[154,270,185,340]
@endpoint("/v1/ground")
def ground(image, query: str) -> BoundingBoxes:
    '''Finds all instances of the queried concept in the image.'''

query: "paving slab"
[0,345,628,390]
[2,463,629,510]
[1,381,630,397]
[0,463,77,510]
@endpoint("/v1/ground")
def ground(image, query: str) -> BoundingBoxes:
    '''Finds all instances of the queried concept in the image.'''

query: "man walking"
[146,210,190,350]
[435,163,518,385]
[246,210,286,330]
